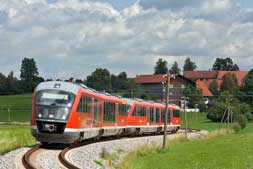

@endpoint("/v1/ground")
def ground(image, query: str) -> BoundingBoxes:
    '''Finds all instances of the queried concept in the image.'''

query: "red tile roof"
[184,71,218,79]
[132,74,165,84]
[217,71,248,86]
[184,70,249,86]
[196,80,213,97]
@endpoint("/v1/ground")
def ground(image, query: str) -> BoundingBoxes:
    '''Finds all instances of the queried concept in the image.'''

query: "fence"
[0,105,31,122]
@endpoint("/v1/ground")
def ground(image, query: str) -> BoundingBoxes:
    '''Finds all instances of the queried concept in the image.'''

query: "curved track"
[22,145,41,169]
[23,128,201,169]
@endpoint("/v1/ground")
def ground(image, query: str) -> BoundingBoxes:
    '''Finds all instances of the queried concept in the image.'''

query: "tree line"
[154,57,239,75]
[0,58,44,94]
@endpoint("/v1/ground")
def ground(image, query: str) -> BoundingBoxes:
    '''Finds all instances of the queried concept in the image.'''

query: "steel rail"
[22,145,41,169]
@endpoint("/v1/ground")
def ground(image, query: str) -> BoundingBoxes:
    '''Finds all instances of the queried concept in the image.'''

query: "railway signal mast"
[162,74,175,150]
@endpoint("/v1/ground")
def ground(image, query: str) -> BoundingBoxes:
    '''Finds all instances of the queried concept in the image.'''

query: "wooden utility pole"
[162,74,170,150]
[182,96,188,139]
[195,104,198,121]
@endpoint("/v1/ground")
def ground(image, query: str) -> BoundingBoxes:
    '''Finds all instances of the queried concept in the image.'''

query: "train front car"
[31,81,80,144]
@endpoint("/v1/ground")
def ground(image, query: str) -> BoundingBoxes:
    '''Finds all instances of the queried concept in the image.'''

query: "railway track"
[23,128,202,169]
[22,145,41,169]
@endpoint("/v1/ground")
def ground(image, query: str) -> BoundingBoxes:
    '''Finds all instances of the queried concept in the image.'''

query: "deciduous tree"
[154,58,168,74]
[20,57,40,92]
[237,69,253,105]
[220,73,239,94]
[183,57,197,71]
[209,80,219,96]
[86,68,112,92]
[212,57,239,71]
[169,61,181,74]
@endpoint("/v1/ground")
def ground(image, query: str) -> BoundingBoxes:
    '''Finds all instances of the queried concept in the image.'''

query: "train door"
[92,98,102,127]
[103,102,116,125]
[115,103,119,126]
[147,107,150,125]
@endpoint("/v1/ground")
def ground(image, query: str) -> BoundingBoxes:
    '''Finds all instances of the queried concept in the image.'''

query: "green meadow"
[0,94,32,122]
[120,112,253,169]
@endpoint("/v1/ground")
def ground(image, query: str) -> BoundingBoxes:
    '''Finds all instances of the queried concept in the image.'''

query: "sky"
[0,0,253,80]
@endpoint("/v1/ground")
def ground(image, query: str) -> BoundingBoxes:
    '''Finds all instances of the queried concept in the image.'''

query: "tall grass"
[0,125,36,154]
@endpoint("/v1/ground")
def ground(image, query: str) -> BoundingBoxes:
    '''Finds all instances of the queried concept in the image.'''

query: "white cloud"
[0,0,253,80]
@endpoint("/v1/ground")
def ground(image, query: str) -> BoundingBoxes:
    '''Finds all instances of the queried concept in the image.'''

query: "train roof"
[35,81,81,94]
[35,81,180,109]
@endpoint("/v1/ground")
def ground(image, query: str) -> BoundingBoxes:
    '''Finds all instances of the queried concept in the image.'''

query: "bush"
[232,124,241,133]
[238,114,247,129]
[245,113,253,121]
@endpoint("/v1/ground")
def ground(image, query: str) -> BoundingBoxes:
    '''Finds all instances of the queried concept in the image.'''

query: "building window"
[181,84,185,88]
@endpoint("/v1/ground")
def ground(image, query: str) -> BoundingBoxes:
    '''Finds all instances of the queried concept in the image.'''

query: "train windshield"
[36,90,75,107]
[35,90,75,121]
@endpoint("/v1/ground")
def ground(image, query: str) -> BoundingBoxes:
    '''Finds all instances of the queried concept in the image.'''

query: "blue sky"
[1,0,253,79]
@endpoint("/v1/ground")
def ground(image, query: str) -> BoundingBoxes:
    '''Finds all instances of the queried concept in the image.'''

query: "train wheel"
[40,142,49,146]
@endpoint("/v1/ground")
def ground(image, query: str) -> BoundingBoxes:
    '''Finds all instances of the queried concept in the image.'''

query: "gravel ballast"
[0,130,208,169]
[0,147,30,169]
[68,130,208,169]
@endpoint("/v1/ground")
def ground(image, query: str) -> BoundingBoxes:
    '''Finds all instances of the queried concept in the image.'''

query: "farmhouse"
[131,74,195,106]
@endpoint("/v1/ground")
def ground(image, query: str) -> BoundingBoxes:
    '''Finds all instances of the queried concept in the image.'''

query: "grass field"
[120,112,253,169]
[181,112,220,131]
[0,125,36,155]
[0,94,32,122]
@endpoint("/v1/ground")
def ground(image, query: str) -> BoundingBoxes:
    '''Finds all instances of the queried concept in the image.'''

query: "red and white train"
[31,81,181,144]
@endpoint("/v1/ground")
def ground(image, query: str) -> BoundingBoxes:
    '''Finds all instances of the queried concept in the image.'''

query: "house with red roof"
[184,70,249,97]
[131,74,195,106]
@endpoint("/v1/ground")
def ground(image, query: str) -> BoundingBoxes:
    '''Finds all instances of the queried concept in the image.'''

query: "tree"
[207,91,240,122]
[169,61,181,74]
[183,57,197,71]
[20,58,39,81]
[154,58,168,74]
[6,71,18,94]
[0,73,7,94]
[209,80,219,96]
[212,57,239,71]
[111,72,128,92]
[237,69,253,105]
[220,73,239,94]
[20,57,40,92]
[183,85,205,110]
[86,68,112,92]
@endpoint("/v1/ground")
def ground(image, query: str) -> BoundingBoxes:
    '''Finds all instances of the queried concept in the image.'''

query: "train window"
[119,104,128,116]
[77,96,92,113]
[174,110,180,118]
[133,106,146,116]
[103,102,115,122]
[150,108,160,123]
[161,108,171,122]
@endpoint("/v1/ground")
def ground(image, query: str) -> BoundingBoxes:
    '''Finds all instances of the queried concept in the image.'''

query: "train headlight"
[55,107,69,120]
